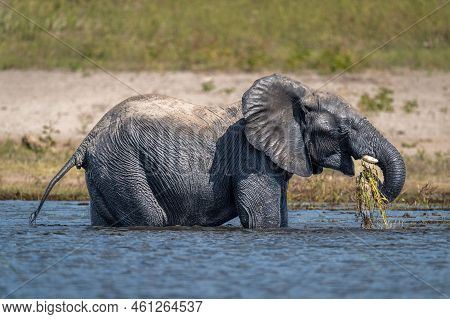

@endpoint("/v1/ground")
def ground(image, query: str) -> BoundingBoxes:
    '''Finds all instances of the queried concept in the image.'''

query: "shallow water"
[0,201,448,298]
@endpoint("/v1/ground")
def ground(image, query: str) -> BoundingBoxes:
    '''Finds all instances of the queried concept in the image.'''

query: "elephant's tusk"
[362,155,379,164]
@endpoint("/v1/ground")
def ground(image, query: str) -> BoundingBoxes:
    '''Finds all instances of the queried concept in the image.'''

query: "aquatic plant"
[356,161,389,229]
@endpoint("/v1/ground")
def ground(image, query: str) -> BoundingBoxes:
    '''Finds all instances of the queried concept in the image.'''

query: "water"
[0,201,448,299]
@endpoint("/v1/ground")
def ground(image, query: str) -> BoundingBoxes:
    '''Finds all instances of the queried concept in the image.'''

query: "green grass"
[0,0,449,72]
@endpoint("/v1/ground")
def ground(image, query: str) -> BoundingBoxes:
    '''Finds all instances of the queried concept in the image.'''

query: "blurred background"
[0,0,448,207]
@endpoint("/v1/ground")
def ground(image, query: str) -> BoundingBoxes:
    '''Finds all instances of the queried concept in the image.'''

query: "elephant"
[30,74,406,228]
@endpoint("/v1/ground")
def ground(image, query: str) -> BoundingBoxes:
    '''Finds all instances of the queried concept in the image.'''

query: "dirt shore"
[0,69,449,156]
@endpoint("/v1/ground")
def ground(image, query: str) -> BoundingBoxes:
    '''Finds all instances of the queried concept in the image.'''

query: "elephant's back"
[78,94,241,161]
[80,94,243,181]
[111,94,241,129]
[82,94,242,174]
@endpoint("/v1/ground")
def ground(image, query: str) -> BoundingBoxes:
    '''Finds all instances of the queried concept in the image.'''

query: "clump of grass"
[356,162,389,229]
[223,87,235,94]
[414,183,437,208]
[39,123,59,148]
[401,141,417,148]
[201,79,215,92]
[21,123,59,153]
[402,99,418,113]
[358,87,394,113]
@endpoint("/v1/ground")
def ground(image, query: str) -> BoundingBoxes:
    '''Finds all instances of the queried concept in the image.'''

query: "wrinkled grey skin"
[31,74,406,228]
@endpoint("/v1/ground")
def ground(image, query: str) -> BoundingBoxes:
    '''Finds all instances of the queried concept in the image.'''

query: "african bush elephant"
[31,74,405,228]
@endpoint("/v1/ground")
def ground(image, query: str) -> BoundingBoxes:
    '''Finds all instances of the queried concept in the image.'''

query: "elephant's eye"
[315,127,342,142]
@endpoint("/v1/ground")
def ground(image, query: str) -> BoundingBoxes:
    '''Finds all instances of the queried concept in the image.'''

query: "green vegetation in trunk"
[356,162,389,229]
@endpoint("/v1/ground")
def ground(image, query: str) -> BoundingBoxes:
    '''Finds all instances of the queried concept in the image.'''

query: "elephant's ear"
[242,74,316,176]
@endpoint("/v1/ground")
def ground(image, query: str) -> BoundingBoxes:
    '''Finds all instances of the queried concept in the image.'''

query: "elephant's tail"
[29,122,92,226]
[29,156,77,226]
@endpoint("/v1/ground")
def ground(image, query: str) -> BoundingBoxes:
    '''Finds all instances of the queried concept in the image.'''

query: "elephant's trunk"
[353,120,406,202]
[372,138,406,202]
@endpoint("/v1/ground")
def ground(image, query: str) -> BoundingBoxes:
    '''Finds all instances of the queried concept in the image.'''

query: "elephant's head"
[242,74,406,202]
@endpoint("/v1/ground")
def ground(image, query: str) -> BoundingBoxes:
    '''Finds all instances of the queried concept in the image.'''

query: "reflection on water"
[0,201,448,298]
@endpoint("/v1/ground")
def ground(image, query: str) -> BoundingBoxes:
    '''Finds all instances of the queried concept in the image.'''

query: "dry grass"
[0,139,87,200]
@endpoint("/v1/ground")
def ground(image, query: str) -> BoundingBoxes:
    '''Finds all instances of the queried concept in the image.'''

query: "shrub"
[358,87,394,112]
[402,100,418,113]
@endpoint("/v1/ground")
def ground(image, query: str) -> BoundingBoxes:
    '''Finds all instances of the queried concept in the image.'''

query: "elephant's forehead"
[316,91,348,109]
[314,91,361,121]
